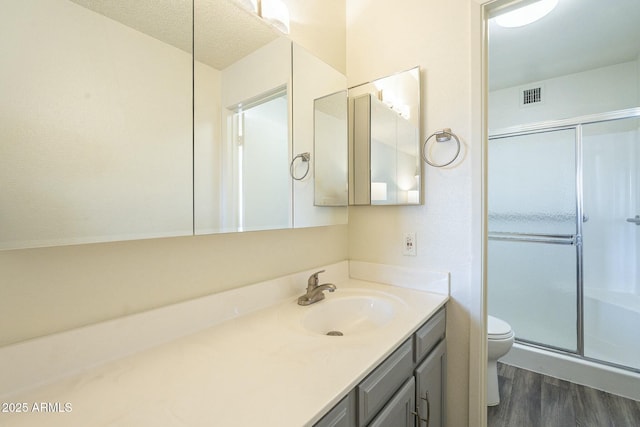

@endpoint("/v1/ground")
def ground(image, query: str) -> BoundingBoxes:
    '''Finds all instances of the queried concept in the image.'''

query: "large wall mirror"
[0,0,347,250]
[348,67,422,206]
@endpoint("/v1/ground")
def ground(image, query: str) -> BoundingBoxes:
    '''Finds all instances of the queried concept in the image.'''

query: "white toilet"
[487,315,514,406]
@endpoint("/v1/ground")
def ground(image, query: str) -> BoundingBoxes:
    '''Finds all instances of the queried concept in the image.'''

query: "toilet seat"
[488,315,514,340]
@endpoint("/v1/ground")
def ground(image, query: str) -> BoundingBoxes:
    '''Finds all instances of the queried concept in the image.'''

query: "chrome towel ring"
[290,152,311,180]
[422,128,461,168]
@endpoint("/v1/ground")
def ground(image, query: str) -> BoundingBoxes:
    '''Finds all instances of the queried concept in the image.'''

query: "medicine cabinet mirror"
[0,0,347,250]
[348,67,422,206]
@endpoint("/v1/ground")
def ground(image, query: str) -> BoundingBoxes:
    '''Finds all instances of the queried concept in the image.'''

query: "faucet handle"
[308,270,326,286]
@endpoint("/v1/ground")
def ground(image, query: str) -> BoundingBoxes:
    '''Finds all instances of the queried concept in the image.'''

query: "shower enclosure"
[488,108,640,373]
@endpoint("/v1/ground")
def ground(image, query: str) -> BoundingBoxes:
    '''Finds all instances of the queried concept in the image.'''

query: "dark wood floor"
[487,363,640,427]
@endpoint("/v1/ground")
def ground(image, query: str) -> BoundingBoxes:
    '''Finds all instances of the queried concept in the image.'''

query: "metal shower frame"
[488,106,640,373]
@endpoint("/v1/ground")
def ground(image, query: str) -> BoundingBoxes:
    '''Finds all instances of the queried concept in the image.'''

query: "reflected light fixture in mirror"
[236,0,290,34]
[261,0,290,34]
[495,0,559,28]
[348,67,421,206]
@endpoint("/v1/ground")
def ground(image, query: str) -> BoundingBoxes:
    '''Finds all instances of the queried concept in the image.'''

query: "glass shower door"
[488,128,579,352]
[582,117,640,370]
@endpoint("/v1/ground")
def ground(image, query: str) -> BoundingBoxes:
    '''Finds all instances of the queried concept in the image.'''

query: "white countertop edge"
[0,260,450,404]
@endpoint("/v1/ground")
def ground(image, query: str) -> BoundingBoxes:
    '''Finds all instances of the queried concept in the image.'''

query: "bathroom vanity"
[316,308,446,427]
[0,261,448,426]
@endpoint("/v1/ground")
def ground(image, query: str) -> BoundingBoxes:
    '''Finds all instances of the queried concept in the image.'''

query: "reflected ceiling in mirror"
[70,0,279,68]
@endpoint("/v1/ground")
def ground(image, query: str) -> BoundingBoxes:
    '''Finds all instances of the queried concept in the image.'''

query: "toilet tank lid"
[488,315,513,336]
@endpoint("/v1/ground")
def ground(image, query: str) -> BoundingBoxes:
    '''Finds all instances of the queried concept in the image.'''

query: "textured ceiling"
[489,0,640,91]
[69,0,280,69]
[70,0,638,90]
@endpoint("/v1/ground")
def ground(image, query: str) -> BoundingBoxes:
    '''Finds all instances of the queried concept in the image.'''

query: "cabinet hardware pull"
[414,390,432,427]
[424,391,430,427]
[411,410,427,426]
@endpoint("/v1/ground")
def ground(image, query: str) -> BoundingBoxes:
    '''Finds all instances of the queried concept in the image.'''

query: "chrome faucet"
[297,270,336,306]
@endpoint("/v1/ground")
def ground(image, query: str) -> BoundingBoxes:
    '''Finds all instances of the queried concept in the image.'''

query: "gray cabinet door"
[414,340,446,427]
[367,377,416,427]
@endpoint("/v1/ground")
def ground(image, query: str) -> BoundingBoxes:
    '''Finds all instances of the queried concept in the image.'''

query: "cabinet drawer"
[367,377,416,427]
[315,390,356,427]
[413,308,445,363]
[357,339,413,426]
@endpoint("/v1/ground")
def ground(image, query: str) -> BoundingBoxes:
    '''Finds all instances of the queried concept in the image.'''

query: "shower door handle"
[488,232,576,245]
[626,215,640,225]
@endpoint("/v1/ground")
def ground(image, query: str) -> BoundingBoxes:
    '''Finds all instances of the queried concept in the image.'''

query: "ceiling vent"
[521,87,542,105]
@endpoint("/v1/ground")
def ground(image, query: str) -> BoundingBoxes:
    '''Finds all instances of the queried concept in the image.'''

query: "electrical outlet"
[402,232,417,256]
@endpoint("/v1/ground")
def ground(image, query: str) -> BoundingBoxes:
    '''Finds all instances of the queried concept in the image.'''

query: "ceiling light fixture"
[495,0,559,28]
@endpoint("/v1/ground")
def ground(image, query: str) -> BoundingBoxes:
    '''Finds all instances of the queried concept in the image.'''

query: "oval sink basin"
[301,294,397,336]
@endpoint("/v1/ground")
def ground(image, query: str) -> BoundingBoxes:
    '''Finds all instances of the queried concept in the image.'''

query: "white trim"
[502,343,640,401]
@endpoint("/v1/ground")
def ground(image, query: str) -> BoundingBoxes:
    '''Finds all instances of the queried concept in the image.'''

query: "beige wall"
[347,0,485,425]
[0,225,348,347]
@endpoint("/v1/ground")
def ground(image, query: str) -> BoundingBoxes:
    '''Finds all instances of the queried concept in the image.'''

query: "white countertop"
[0,262,448,426]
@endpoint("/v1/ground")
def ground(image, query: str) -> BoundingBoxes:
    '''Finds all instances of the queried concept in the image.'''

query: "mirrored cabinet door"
[193,4,348,235]
[1,0,194,249]
[193,0,291,234]
[2,0,349,250]
[348,67,422,206]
